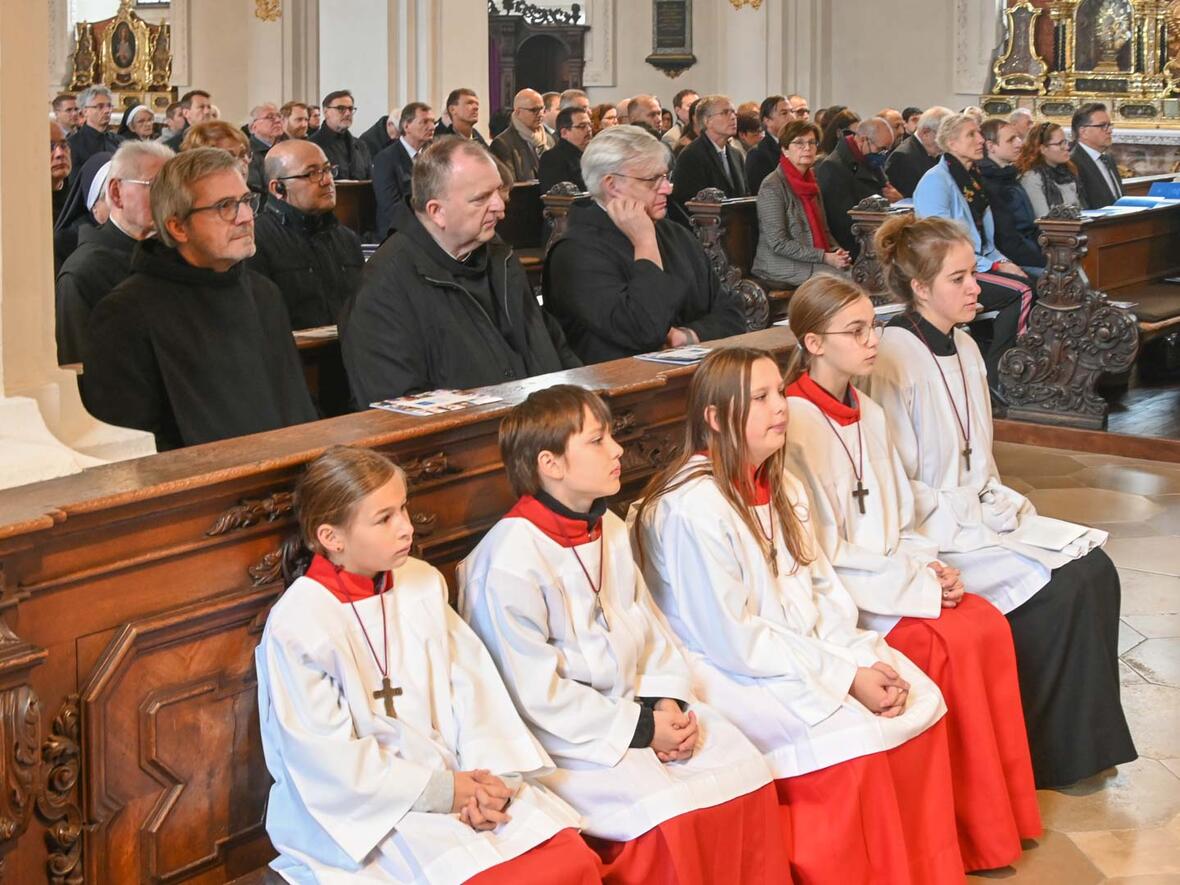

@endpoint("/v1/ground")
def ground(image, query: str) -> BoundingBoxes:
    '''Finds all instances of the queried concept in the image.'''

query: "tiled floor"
[967,443,1180,884]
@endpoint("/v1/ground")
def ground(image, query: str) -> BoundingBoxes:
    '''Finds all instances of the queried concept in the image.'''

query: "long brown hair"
[784,276,871,385]
[634,347,813,576]
[1015,120,1078,176]
[280,446,404,583]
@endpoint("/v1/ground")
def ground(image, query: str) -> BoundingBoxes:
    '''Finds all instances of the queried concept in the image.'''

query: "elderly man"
[816,116,899,257]
[544,125,745,364]
[538,106,592,193]
[671,94,748,214]
[1007,107,1035,140]
[372,102,436,238]
[250,139,362,332]
[434,88,487,144]
[55,140,172,365]
[280,101,311,141]
[52,93,80,135]
[247,102,284,192]
[787,94,811,122]
[490,88,555,182]
[68,86,122,172]
[50,122,73,223]
[884,105,950,197]
[1071,102,1122,208]
[83,148,316,450]
[745,94,792,194]
[310,89,372,179]
[662,89,699,147]
[342,137,579,404]
[163,89,214,151]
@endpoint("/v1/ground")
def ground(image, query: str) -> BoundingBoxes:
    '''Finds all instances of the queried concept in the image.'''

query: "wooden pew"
[1121,172,1178,197]
[293,326,350,417]
[496,181,545,290]
[0,326,797,884]
[332,180,377,241]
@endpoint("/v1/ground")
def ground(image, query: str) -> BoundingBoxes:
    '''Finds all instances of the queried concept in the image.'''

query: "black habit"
[341,212,580,406]
[309,126,373,180]
[544,201,747,364]
[744,132,780,195]
[66,125,121,178]
[815,136,889,256]
[670,134,748,218]
[1070,145,1123,209]
[359,115,393,159]
[537,137,586,193]
[883,133,938,198]
[372,139,415,238]
[82,240,317,451]
[55,220,138,365]
[248,199,363,329]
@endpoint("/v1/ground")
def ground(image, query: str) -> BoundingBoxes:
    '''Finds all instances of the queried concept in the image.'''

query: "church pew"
[332,180,378,241]
[293,326,350,417]
[0,326,800,884]
[496,181,545,290]
[1122,172,1178,197]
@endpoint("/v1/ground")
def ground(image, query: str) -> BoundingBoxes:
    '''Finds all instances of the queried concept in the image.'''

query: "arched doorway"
[514,34,569,93]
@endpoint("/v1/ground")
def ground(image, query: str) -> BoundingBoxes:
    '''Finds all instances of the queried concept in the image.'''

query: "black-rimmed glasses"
[276,164,339,185]
[187,192,260,223]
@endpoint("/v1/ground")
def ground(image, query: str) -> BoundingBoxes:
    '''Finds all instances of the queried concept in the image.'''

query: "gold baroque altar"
[68,0,175,113]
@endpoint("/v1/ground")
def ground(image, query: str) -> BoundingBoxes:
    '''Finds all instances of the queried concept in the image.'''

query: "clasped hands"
[452,769,514,831]
[851,661,910,718]
[651,697,699,763]
[929,561,964,608]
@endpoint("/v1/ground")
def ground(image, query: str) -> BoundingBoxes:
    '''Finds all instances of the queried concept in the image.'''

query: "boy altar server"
[459,385,787,884]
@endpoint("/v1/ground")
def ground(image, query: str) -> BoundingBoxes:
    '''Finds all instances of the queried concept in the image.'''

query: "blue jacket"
[913,156,1007,272]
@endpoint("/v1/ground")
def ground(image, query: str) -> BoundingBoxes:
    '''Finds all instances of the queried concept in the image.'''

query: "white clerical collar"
[400,136,420,160]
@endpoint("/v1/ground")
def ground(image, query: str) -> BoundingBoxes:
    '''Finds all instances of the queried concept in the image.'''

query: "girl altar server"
[459,385,787,884]
[864,213,1136,789]
[256,446,600,885]
[633,348,965,884]
[782,275,1041,870]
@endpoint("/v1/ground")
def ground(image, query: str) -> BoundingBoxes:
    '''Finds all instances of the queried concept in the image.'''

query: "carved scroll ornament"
[688,189,770,331]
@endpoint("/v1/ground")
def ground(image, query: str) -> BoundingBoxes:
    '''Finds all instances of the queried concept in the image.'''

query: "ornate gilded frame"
[993,1,1050,93]
[99,0,153,91]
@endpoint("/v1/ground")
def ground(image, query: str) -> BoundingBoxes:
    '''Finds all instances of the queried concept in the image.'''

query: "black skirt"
[1006,548,1137,789]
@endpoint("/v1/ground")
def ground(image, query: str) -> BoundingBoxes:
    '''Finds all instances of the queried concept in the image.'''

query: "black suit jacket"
[814,137,887,256]
[884,133,937,198]
[372,140,415,238]
[671,134,748,220]
[1070,145,1122,209]
[744,132,780,195]
[538,138,586,193]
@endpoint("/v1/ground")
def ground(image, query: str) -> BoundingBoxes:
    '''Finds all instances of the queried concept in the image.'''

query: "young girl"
[632,348,965,884]
[782,275,1041,870]
[458,385,786,884]
[256,446,599,885]
[865,213,1136,789]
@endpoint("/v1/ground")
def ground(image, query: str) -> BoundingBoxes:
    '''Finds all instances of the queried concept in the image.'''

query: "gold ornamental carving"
[69,0,175,111]
[255,0,282,22]
[728,0,763,8]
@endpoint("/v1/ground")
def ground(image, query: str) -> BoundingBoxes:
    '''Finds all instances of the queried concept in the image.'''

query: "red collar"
[844,133,865,163]
[306,553,392,602]
[698,450,771,506]
[787,373,861,426]
[506,494,603,548]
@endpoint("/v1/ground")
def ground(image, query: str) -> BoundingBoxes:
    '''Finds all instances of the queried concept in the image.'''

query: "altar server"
[782,275,1041,870]
[864,213,1137,789]
[257,446,599,885]
[459,385,787,884]
[632,348,965,883]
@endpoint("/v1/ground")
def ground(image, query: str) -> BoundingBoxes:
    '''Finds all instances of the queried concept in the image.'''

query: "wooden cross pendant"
[852,480,870,515]
[962,445,972,472]
[373,676,403,718]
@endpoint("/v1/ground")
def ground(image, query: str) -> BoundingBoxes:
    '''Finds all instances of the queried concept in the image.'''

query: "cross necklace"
[751,473,779,574]
[802,385,870,515]
[555,516,610,631]
[907,317,973,471]
[335,568,402,717]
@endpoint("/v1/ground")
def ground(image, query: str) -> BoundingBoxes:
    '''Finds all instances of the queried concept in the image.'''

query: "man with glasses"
[538,106,592,193]
[1070,102,1122,208]
[671,94,748,220]
[163,89,215,151]
[491,88,556,182]
[251,140,362,336]
[787,94,811,122]
[247,103,285,195]
[816,117,901,257]
[373,102,437,239]
[55,140,173,365]
[67,85,123,174]
[82,148,316,450]
[310,89,373,180]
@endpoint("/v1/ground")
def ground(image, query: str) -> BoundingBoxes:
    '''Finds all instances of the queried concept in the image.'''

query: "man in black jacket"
[545,125,746,364]
[67,86,122,174]
[979,118,1044,272]
[884,106,949,197]
[250,139,363,330]
[310,90,372,179]
[163,90,214,152]
[342,138,579,406]
[372,102,436,238]
[745,95,791,194]
[434,88,489,145]
[1070,102,1122,209]
[83,148,317,450]
[815,117,896,257]
[670,95,747,220]
[538,106,591,193]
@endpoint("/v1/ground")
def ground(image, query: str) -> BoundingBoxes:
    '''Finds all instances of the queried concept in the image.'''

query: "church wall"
[319,0,389,134]
[187,0,284,126]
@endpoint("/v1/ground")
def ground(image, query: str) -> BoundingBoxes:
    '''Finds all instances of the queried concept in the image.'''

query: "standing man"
[671,94,747,215]
[745,94,791,193]
[52,93,80,135]
[434,88,487,145]
[1071,102,1122,208]
[538,106,592,193]
[490,88,555,182]
[662,89,699,148]
[310,90,372,179]
[279,101,310,141]
[50,122,73,223]
[163,89,214,151]
[67,86,122,172]
[372,102,437,238]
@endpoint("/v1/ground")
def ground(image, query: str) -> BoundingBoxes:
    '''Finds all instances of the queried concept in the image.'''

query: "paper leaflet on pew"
[370,389,504,417]
[634,345,714,365]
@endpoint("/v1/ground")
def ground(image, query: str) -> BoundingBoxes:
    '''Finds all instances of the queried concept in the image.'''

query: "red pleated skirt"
[886,593,1043,871]
[465,828,602,885]
[586,782,791,885]
[775,719,965,884]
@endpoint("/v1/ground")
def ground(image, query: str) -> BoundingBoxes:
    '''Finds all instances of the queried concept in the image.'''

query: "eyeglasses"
[710,108,738,118]
[50,140,70,153]
[614,171,671,188]
[570,122,594,131]
[258,113,281,122]
[788,139,818,149]
[120,178,156,187]
[517,106,544,114]
[326,105,356,113]
[1080,122,1113,132]
[1043,140,1067,148]
[187,192,261,223]
[816,321,885,347]
[276,164,339,185]
[86,102,113,111]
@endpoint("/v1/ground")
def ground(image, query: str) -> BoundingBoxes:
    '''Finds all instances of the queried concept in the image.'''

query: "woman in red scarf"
[752,120,851,288]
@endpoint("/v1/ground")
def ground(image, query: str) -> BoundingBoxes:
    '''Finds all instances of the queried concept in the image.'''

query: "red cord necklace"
[334,565,402,717]
[907,316,973,471]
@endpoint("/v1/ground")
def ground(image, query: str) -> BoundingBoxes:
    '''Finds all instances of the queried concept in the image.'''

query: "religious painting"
[1075,0,1133,72]
[112,21,136,68]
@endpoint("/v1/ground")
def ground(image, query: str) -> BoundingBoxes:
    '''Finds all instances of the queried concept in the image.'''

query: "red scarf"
[843,133,865,163]
[306,553,392,602]
[778,155,830,252]
[786,373,861,427]
[506,494,603,547]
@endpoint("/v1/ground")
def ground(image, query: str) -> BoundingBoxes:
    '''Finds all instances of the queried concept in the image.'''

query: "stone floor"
[966,443,1180,884]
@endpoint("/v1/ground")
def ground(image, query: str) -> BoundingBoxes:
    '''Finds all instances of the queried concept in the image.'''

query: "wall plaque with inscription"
[646,0,696,78]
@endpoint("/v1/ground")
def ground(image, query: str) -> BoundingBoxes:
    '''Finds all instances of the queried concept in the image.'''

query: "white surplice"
[785,390,943,634]
[256,557,583,885]
[863,326,1107,614]
[457,508,773,842]
[631,460,946,779]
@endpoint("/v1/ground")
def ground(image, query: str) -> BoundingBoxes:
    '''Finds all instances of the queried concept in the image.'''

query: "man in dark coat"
[310,90,372,179]
[342,137,579,406]
[372,102,436,238]
[1070,102,1122,209]
[56,140,172,365]
[67,86,122,175]
[545,125,746,365]
[538,106,591,193]
[249,140,363,329]
[434,88,489,146]
[490,88,555,181]
[883,106,949,197]
[745,95,791,194]
[670,95,748,220]
[83,148,317,451]
[815,117,896,257]
[979,118,1044,272]
[163,90,214,152]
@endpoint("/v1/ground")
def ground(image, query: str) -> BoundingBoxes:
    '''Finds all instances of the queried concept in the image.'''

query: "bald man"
[249,139,363,331]
[877,108,905,147]
[815,116,900,256]
[490,87,556,182]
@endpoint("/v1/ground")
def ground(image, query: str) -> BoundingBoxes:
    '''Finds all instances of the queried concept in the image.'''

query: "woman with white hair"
[117,105,156,141]
[543,124,746,365]
[913,112,1034,390]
